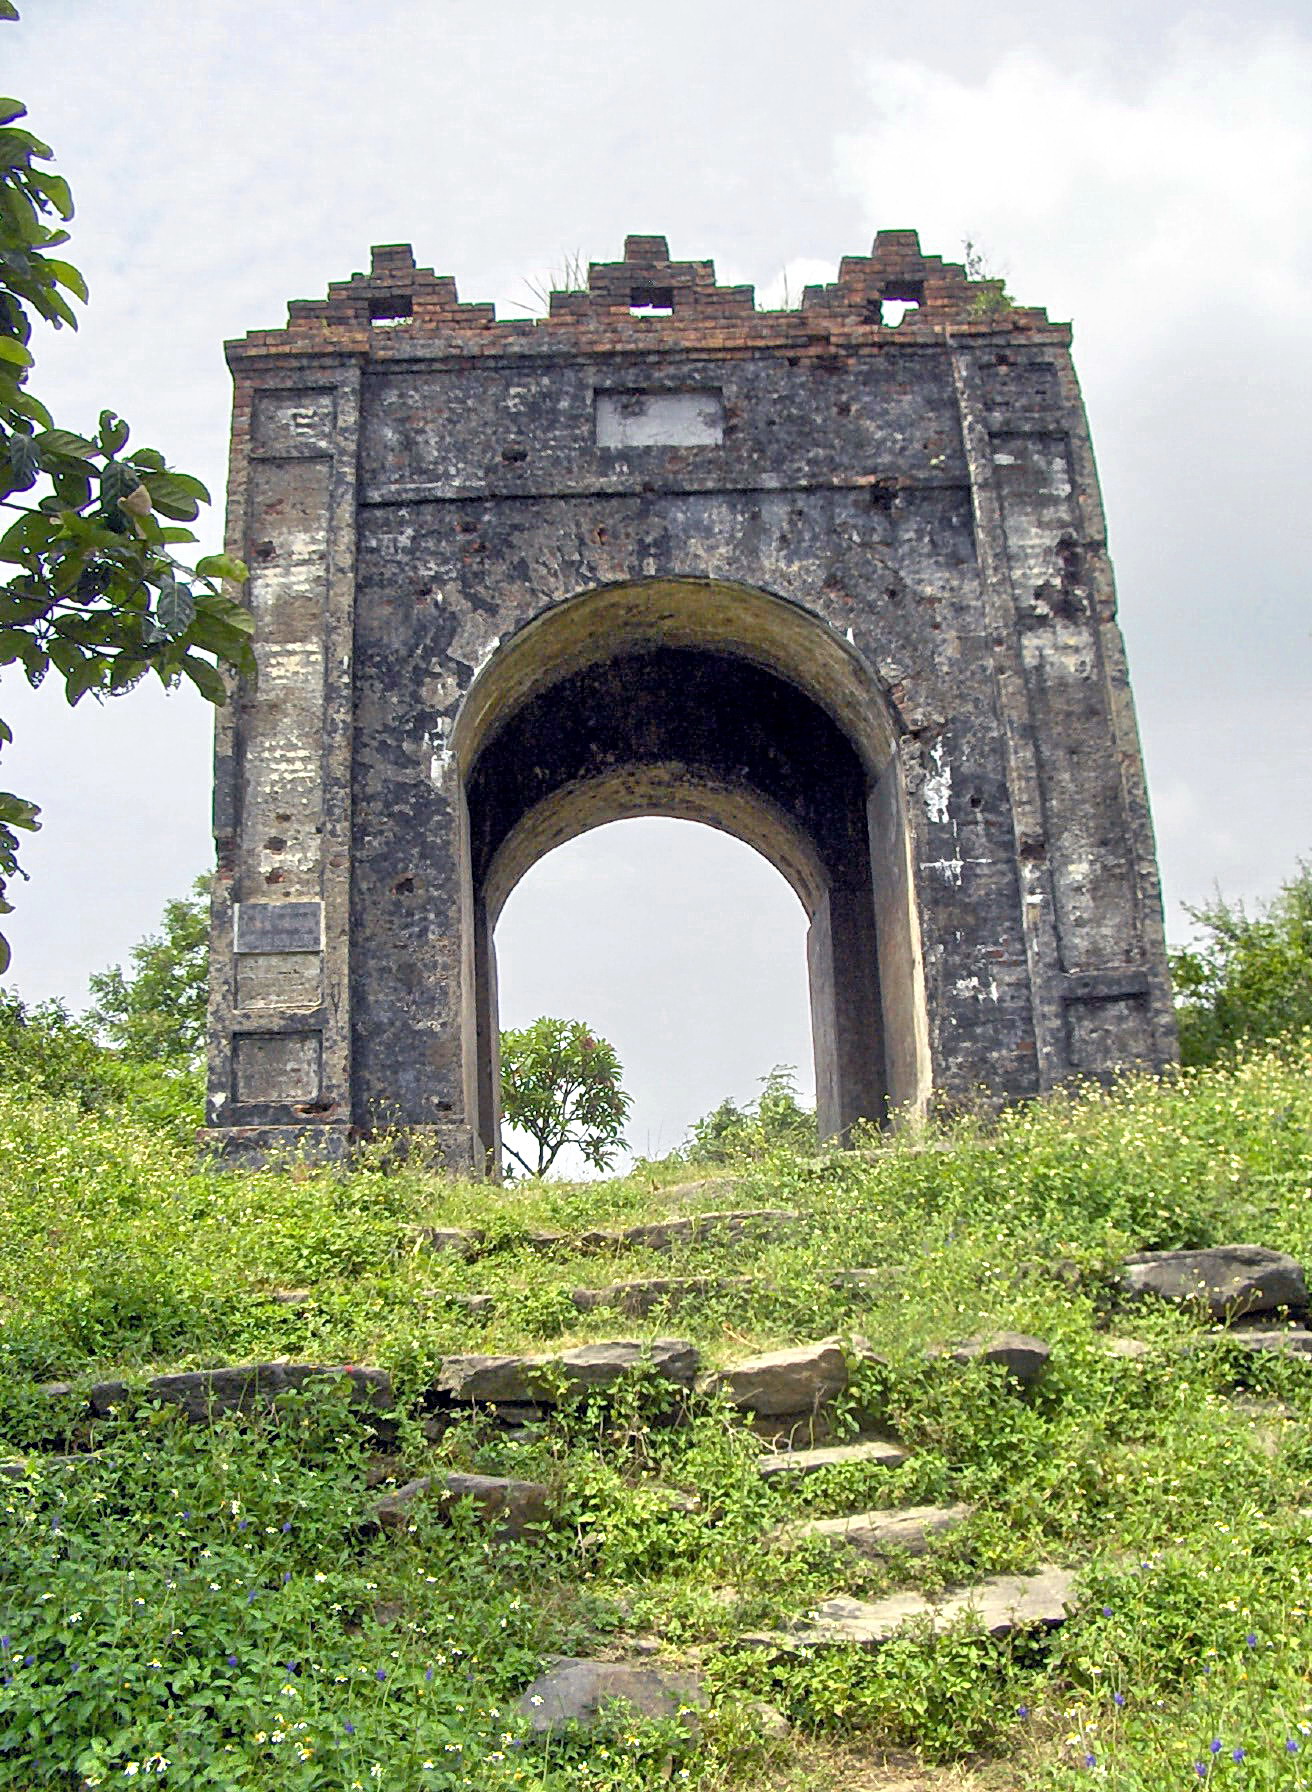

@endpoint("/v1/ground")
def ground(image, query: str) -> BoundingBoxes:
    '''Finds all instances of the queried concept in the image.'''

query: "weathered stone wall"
[203,232,1176,1170]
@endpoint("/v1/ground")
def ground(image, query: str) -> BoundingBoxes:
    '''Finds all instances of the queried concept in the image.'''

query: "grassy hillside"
[2,1042,1312,1789]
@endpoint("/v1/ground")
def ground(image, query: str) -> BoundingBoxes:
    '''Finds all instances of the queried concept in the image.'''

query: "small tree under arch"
[498,1016,631,1178]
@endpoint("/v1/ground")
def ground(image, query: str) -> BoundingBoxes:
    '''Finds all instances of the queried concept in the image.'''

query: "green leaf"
[195,553,249,583]
[0,336,33,367]
[0,99,25,126]
[155,581,196,635]
[43,258,87,303]
[98,410,129,455]
[63,652,106,704]
[0,6,20,26]
[6,431,39,488]
[29,169,72,218]
[180,652,227,705]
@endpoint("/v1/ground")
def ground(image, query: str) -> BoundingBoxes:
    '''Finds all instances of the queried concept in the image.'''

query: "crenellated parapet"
[226,231,1063,367]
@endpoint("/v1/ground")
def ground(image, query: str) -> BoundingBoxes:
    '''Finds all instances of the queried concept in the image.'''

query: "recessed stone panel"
[595,390,724,448]
[233,1032,321,1103]
[252,390,336,457]
[236,952,322,1011]
[234,902,323,954]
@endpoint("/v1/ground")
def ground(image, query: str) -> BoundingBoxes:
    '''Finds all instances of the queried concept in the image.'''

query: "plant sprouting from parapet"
[509,250,589,320]
[962,237,1014,317]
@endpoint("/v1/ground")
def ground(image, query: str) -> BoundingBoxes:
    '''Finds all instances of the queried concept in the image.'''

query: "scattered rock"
[265,1288,313,1307]
[435,1339,699,1406]
[830,1267,906,1293]
[1224,1326,1312,1358]
[757,1436,910,1481]
[1103,1337,1153,1361]
[775,1503,972,1558]
[0,1460,25,1480]
[86,1363,393,1422]
[744,1699,791,1740]
[369,1471,549,1538]
[700,1340,850,1417]
[1120,1246,1308,1321]
[747,1565,1076,1650]
[515,1657,706,1735]
[420,1290,496,1314]
[934,1333,1051,1386]
[571,1275,757,1317]
[418,1227,480,1258]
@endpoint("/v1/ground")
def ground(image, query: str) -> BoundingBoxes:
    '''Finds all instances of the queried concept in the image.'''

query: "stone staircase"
[5,1218,1309,1742]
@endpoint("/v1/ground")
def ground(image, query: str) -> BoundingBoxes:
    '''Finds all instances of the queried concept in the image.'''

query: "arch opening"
[494,817,814,1172]
[457,580,930,1175]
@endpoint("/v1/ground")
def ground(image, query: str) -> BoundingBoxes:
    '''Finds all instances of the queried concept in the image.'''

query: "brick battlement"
[227,231,1063,364]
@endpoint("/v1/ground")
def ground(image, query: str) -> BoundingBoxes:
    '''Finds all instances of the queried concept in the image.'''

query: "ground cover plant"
[1,1026,1311,1788]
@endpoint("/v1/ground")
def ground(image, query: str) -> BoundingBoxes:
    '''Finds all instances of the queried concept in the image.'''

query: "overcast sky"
[2,1,1308,1164]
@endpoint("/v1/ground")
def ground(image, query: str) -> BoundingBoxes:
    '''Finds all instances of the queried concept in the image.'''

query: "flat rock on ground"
[571,1209,798,1253]
[515,1658,706,1735]
[571,1275,758,1316]
[1224,1326,1312,1357]
[84,1363,393,1422]
[434,1339,699,1405]
[370,1471,550,1539]
[749,1566,1076,1650]
[776,1503,972,1558]
[1120,1245,1308,1320]
[758,1436,910,1480]
[700,1340,850,1416]
[933,1333,1051,1386]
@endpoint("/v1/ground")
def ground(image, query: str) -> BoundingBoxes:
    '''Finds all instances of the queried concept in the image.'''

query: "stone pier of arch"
[202,231,1177,1173]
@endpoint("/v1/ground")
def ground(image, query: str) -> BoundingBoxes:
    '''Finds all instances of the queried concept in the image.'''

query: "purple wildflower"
[1246,1633,1258,1648]
[227,1654,238,1667]
[375,1668,387,1682]
[1232,1749,1245,1764]
[1084,1753,1097,1768]
[1113,1692,1126,1707]
[1210,1740,1223,1755]
[344,1721,355,1735]
[1288,1740,1300,1754]
[1101,1605,1112,1618]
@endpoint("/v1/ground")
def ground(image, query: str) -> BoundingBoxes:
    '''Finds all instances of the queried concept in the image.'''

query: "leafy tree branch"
[0,17,253,971]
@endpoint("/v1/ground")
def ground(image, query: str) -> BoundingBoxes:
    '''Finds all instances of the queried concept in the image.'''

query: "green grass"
[2,1041,1312,1788]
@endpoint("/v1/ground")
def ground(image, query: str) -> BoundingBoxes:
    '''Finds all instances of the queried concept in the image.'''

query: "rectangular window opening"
[369,294,414,325]
[629,285,674,316]
[879,280,924,328]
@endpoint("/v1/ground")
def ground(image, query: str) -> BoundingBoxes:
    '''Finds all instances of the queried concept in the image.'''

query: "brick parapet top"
[225,230,1069,367]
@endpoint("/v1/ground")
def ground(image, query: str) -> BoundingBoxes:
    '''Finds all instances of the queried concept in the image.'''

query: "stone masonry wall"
[203,232,1176,1170]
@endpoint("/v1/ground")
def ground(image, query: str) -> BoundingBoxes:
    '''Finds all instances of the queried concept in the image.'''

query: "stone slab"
[933,1332,1051,1386]
[515,1657,706,1735]
[435,1339,699,1406]
[371,1471,549,1538]
[86,1362,393,1422]
[571,1275,757,1317]
[572,1209,799,1254]
[700,1340,850,1416]
[758,1436,910,1481]
[756,1565,1077,1649]
[1120,1246,1308,1321]
[776,1503,972,1557]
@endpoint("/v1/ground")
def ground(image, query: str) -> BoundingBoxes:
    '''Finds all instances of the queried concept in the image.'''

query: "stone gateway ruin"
[203,231,1177,1171]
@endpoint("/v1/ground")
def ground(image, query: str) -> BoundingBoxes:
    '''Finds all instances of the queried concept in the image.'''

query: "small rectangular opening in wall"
[629,285,674,316]
[369,294,414,324]
[879,280,924,327]
[595,389,724,448]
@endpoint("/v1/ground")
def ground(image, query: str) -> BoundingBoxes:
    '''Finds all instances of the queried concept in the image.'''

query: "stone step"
[366,1470,549,1539]
[1120,1245,1307,1322]
[742,1565,1077,1651]
[571,1274,758,1317]
[774,1503,972,1557]
[433,1338,698,1406]
[418,1207,799,1262]
[514,1658,706,1736]
[758,1436,911,1481]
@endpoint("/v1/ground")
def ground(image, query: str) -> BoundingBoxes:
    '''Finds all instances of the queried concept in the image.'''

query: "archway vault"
[457,579,931,1175]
